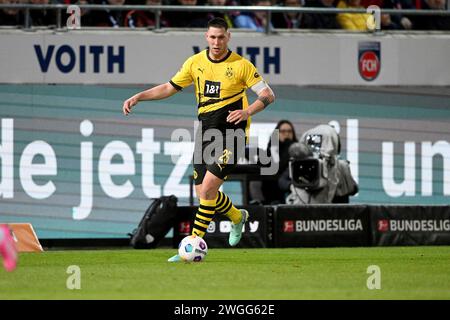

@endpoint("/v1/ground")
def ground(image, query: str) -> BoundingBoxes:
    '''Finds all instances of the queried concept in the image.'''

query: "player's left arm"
[226,80,275,124]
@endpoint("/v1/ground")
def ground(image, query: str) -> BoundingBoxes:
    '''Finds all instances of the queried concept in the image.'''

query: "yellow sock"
[216,191,242,224]
[192,196,217,238]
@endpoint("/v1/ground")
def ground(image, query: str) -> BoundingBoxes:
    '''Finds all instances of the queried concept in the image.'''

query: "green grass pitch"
[1,246,450,300]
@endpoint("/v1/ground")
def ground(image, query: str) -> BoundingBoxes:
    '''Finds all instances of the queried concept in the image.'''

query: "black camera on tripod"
[288,125,340,192]
[286,124,357,205]
[289,157,323,190]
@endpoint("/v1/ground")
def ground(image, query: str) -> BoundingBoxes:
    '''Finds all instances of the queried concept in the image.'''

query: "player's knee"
[198,186,217,200]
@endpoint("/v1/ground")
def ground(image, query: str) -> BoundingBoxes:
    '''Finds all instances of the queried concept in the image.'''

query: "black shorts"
[193,128,247,185]
[193,100,248,185]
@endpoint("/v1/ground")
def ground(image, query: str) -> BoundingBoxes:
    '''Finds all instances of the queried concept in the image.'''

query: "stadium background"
[0,5,449,241]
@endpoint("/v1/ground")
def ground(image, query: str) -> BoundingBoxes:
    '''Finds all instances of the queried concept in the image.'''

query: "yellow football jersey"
[170,49,264,115]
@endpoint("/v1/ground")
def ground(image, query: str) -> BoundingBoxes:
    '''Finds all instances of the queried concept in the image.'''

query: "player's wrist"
[134,93,142,102]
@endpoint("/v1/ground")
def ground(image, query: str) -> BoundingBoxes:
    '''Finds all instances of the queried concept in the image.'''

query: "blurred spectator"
[203,0,238,28]
[336,0,371,30]
[164,0,208,28]
[29,0,57,26]
[92,0,128,28]
[0,0,24,26]
[362,0,411,30]
[410,0,450,30]
[249,120,299,205]
[302,0,341,29]
[272,0,311,29]
[390,0,414,29]
[234,0,274,32]
[125,0,170,28]
[75,0,96,27]
[383,0,414,29]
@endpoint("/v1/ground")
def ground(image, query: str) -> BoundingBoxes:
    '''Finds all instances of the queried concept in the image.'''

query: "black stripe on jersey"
[169,80,182,91]
[198,98,247,132]
[198,89,244,109]
[206,49,232,64]
[197,77,201,102]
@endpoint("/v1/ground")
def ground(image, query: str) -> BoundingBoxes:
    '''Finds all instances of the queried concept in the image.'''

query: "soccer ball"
[178,235,208,262]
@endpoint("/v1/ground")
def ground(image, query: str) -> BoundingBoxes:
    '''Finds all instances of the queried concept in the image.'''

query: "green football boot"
[167,254,182,262]
[229,209,249,247]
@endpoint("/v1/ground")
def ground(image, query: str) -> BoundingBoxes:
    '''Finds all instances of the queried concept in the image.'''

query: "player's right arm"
[123,56,194,115]
[122,82,178,115]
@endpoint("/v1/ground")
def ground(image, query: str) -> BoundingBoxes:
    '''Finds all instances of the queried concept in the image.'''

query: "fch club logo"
[358,41,381,81]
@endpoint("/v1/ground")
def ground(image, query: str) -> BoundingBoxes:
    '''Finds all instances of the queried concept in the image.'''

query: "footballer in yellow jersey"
[170,48,265,184]
[122,18,275,262]
[170,48,263,135]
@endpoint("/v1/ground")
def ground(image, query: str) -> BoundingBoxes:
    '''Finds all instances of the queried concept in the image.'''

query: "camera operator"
[249,120,298,205]
[280,124,357,204]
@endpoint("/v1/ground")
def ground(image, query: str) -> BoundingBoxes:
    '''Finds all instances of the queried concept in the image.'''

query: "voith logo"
[34,45,125,74]
[358,41,381,81]
[377,219,389,232]
[283,221,295,233]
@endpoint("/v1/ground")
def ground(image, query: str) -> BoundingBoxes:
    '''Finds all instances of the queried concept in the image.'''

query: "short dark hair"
[207,17,229,31]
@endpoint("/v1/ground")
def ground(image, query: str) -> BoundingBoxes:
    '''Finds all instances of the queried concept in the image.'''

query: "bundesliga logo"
[283,221,295,233]
[377,219,450,232]
[377,219,389,232]
[283,219,363,232]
